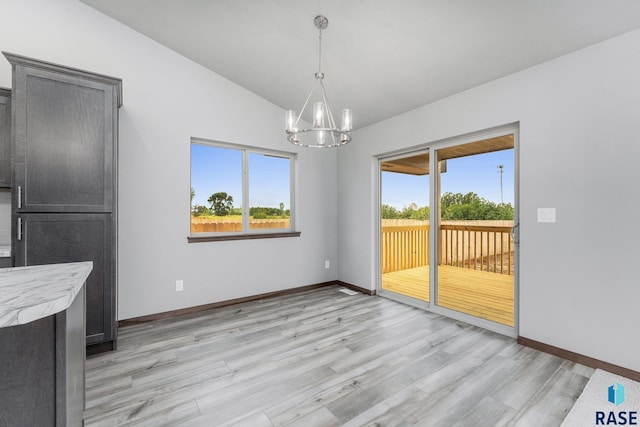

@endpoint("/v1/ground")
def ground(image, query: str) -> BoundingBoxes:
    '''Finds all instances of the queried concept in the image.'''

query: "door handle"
[510,222,519,244]
[17,217,22,241]
[17,185,22,209]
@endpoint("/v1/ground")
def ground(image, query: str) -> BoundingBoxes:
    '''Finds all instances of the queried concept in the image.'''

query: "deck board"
[382,265,514,326]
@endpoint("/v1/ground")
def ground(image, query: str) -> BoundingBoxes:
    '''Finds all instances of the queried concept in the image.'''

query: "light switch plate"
[537,208,556,223]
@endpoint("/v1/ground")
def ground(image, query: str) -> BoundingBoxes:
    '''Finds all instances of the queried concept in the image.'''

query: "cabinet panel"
[15,214,115,345]
[0,88,10,188]
[0,315,56,425]
[12,67,115,212]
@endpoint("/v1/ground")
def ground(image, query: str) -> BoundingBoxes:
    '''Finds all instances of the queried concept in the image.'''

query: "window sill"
[188,231,301,243]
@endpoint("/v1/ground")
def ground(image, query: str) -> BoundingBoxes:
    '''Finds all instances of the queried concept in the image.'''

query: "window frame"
[188,138,299,243]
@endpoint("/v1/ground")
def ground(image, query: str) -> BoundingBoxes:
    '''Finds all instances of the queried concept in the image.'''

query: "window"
[189,138,297,241]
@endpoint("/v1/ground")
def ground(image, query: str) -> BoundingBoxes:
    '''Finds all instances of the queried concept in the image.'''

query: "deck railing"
[381,225,430,272]
[381,221,514,275]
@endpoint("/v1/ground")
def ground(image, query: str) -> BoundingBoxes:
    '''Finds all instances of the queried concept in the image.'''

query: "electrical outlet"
[175,280,184,292]
[325,260,330,269]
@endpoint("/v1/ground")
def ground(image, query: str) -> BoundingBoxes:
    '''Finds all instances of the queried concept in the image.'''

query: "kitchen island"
[0,261,92,426]
[0,245,10,268]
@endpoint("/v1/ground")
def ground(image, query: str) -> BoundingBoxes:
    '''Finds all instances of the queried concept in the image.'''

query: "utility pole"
[497,164,504,204]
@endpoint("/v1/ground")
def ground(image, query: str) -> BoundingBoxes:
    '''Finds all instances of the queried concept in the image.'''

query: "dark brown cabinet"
[5,52,122,353]
[0,88,10,188]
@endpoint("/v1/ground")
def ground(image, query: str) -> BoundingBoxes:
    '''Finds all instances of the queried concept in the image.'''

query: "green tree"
[440,192,513,220]
[208,192,234,216]
[381,204,400,219]
[411,206,430,220]
[400,203,418,219]
[191,204,210,217]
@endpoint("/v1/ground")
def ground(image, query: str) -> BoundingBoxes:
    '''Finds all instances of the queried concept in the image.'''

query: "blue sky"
[191,145,242,208]
[192,144,514,211]
[191,144,291,209]
[382,149,514,209]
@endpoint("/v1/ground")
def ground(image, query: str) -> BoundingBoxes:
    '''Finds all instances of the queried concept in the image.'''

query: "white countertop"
[0,261,92,327]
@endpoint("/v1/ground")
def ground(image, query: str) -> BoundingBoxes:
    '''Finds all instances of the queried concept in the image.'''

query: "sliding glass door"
[433,136,515,329]
[378,127,518,336]
[380,150,431,304]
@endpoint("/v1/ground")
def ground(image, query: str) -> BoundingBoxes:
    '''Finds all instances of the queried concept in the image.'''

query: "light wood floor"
[382,265,515,326]
[85,286,591,426]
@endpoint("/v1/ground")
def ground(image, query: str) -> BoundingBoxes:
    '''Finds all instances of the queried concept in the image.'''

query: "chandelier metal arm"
[318,79,337,145]
[319,79,336,129]
[293,79,318,130]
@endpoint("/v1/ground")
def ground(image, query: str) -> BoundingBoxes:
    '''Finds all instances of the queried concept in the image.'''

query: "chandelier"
[286,15,352,147]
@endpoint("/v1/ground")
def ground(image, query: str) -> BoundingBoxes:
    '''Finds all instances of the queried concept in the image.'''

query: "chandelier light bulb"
[341,109,352,132]
[317,130,326,146]
[286,110,297,132]
[313,102,325,128]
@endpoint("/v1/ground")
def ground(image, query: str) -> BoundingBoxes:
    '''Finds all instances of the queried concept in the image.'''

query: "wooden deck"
[382,265,514,326]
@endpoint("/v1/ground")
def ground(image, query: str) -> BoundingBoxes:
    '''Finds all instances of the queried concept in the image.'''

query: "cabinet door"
[15,214,115,345]
[12,66,115,212]
[0,88,10,188]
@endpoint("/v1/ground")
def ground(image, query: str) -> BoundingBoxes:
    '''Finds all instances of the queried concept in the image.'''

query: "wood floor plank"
[85,286,591,426]
[218,411,276,427]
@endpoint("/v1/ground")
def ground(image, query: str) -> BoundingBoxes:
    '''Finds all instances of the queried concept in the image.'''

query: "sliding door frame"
[376,148,431,311]
[374,123,520,338]
[429,124,519,337]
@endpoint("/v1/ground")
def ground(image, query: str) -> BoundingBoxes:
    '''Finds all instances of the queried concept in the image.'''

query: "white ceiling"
[80,0,640,129]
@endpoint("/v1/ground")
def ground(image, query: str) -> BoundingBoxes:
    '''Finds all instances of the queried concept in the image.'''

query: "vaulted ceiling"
[80,0,640,129]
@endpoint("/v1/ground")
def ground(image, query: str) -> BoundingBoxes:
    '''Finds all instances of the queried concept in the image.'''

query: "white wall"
[338,29,640,372]
[0,0,338,319]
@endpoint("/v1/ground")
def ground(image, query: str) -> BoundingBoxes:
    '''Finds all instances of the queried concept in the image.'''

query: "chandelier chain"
[317,29,323,77]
